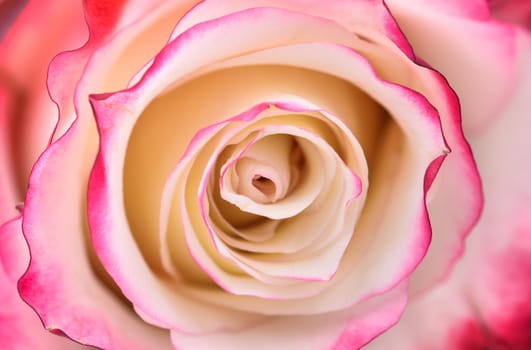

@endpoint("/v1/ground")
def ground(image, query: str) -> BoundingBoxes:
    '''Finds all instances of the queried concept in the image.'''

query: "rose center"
[252,175,276,196]
[230,134,303,204]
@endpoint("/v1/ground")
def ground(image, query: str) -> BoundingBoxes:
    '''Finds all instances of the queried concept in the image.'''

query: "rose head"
[1,1,530,350]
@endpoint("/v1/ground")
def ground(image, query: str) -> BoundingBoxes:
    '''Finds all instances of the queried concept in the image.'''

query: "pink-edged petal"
[48,0,196,143]
[407,71,482,293]
[366,216,531,350]
[366,28,531,350]
[89,92,263,334]
[171,281,408,350]
[170,0,413,58]
[460,29,531,348]
[21,0,204,340]
[157,109,250,277]
[199,43,446,153]
[0,218,89,350]
[20,129,172,349]
[363,270,471,350]
[134,6,388,99]
[386,0,517,134]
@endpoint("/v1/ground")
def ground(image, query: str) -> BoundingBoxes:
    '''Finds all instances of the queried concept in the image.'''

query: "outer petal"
[17,0,193,348]
[406,70,482,293]
[21,129,173,349]
[365,28,531,350]
[170,0,414,57]
[0,218,88,350]
[386,0,516,134]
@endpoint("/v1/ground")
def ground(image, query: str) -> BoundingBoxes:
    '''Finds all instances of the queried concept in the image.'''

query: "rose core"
[231,134,304,204]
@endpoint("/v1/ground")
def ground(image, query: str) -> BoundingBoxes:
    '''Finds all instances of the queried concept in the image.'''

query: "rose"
[1,1,529,350]
[1,0,528,348]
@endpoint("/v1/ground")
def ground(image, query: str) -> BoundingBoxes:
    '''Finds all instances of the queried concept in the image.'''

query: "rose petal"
[365,27,531,350]
[407,71,482,293]
[21,129,173,349]
[386,0,516,134]
[0,218,90,350]
[170,0,414,58]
